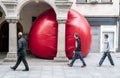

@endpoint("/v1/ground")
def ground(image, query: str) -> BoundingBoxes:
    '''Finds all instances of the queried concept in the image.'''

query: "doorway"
[0,21,23,53]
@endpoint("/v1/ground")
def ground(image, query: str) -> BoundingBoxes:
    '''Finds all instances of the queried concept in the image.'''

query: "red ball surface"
[28,9,58,59]
[65,9,92,59]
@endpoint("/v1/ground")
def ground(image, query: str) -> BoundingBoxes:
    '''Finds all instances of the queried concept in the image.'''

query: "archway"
[0,5,7,59]
[0,21,8,52]
[0,21,23,53]
[19,1,57,59]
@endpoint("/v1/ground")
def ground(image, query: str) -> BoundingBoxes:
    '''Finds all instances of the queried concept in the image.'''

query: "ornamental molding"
[1,0,18,5]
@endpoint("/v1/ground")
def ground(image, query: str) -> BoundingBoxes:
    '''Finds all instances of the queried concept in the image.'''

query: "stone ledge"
[4,52,17,62]
[55,1,73,6]
[4,58,17,62]
[54,57,69,62]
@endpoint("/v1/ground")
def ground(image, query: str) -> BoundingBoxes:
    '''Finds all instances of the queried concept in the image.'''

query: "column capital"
[6,19,18,23]
[57,19,67,24]
[55,0,73,21]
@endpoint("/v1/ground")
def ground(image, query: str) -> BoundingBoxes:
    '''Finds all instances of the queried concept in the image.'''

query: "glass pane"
[76,0,86,3]
[101,0,111,2]
[88,0,100,3]
[102,32,114,51]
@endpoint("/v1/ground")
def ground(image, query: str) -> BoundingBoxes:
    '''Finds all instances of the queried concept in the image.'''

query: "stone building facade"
[0,0,119,61]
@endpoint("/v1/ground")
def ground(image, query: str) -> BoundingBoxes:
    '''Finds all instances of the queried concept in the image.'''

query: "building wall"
[19,3,51,34]
[0,0,119,53]
[69,0,119,52]
[70,0,119,17]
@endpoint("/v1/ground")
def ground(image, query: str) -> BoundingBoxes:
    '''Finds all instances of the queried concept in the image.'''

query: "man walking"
[67,33,86,67]
[10,32,29,71]
[99,34,114,66]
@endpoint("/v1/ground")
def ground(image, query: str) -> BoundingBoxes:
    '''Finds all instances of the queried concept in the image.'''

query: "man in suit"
[10,32,29,71]
[67,33,86,67]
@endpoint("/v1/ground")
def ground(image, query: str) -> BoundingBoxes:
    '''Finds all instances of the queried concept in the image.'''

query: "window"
[100,25,116,52]
[32,16,37,22]
[76,0,87,3]
[76,0,112,3]
[88,0,100,3]
[102,32,114,51]
[101,0,112,2]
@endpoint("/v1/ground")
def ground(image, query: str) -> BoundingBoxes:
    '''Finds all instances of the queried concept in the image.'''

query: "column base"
[54,56,69,62]
[4,52,17,62]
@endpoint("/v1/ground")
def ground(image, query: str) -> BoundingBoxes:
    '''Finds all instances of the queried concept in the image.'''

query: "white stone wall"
[70,0,119,17]
[0,0,119,36]
[0,0,119,56]
[19,3,51,33]
[17,0,57,34]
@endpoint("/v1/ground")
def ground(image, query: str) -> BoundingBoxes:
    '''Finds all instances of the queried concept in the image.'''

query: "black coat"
[17,36,27,57]
[75,38,81,51]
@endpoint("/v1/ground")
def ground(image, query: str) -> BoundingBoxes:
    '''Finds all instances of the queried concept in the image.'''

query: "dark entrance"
[0,21,23,53]
[0,21,8,52]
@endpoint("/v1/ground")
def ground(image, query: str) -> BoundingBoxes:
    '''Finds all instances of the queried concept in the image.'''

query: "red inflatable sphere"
[28,9,58,59]
[65,9,92,59]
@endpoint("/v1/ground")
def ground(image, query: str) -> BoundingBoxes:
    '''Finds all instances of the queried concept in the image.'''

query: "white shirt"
[103,39,110,52]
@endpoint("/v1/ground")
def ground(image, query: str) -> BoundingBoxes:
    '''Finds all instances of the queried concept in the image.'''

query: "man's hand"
[73,51,75,53]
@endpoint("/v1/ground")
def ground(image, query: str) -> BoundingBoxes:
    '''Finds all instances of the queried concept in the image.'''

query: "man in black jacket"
[10,32,29,71]
[67,33,86,67]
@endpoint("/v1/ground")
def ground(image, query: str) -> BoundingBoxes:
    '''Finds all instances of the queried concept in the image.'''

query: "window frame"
[100,25,116,52]
[76,0,113,4]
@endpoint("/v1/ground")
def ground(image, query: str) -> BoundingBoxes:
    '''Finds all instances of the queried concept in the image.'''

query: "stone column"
[117,3,120,52]
[4,19,18,62]
[54,20,68,62]
[54,0,73,62]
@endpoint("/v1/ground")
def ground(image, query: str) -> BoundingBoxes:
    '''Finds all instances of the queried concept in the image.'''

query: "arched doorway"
[19,1,57,59]
[0,21,8,52]
[0,21,23,53]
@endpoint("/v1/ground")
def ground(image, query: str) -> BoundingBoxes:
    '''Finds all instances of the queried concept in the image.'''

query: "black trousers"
[70,51,86,66]
[14,56,29,70]
[99,52,114,66]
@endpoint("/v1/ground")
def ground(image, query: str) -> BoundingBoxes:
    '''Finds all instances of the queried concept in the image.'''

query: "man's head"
[104,34,108,39]
[74,33,79,39]
[18,32,23,38]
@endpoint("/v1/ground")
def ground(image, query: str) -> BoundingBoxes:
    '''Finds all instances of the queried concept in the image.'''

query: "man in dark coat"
[10,32,29,71]
[67,33,86,67]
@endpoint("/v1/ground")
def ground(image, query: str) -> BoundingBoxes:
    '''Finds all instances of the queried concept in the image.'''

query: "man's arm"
[18,40,23,52]
[107,42,110,51]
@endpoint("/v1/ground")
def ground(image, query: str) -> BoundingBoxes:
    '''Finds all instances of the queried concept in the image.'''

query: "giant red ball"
[65,9,92,59]
[28,9,58,59]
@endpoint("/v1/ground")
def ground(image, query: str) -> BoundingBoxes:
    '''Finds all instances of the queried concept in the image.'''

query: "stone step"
[54,57,69,62]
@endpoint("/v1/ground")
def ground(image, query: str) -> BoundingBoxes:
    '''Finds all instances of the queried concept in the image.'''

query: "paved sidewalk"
[0,53,120,78]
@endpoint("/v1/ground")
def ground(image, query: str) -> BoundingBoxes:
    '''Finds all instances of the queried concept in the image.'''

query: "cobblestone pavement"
[0,53,120,78]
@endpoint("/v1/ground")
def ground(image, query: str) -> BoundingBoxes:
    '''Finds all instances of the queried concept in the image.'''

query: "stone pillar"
[54,0,73,62]
[118,18,120,52]
[54,20,68,62]
[4,19,18,62]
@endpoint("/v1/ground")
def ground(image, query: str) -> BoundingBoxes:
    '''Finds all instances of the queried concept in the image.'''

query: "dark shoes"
[81,64,86,68]
[10,66,16,70]
[67,64,72,67]
[67,64,86,67]
[22,69,29,71]
[10,66,29,71]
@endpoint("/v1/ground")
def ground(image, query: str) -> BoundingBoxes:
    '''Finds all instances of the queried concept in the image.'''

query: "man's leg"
[107,52,114,66]
[99,52,107,66]
[11,56,22,70]
[22,56,29,71]
[78,52,86,67]
[69,53,78,66]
